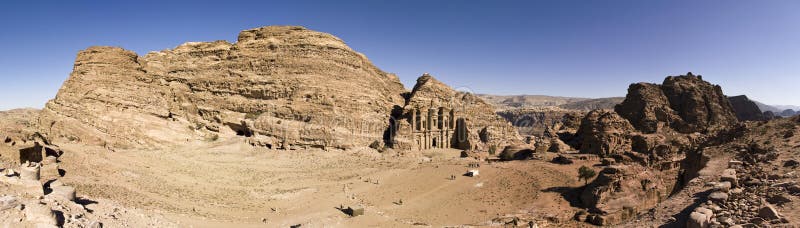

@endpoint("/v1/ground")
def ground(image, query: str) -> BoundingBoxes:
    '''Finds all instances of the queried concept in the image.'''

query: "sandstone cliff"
[728,95,765,121]
[38,26,514,151]
[615,73,737,134]
[39,26,407,149]
[388,74,521,151]
[571,110,634,156]
[571,73,737,225]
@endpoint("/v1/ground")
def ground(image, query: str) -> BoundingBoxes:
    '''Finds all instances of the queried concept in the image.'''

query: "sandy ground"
[51,137,601,227]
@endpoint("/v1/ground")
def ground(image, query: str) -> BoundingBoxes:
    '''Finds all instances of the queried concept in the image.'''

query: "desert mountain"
[615,73,737,134]
[754,100,800,117]
[477,94,622,111]
[37,26,516,151]
[38,26,407,150]
[728,95,767,121]
[560,73,745,225]
[388,74,521,151]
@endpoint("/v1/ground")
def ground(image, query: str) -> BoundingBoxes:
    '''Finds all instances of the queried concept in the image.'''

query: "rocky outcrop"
[615,73,737,134]
[580,165,668,225]
[496,108,585,137]
[728,95,765,121]
[388,74,521,151]
[571,110,634,156]
[38,26,408,150]
[557,97,624,111]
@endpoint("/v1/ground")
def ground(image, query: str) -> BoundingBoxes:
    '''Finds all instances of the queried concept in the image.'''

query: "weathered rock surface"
[38,26,411,149]
[615,73,737,134]
[38,26,516,151]
[728,95,765,121]
[571,110,634,156]
[579,165,668,225]
[496,108,584,137]
[498,144,535,160]
[388,74,521,151]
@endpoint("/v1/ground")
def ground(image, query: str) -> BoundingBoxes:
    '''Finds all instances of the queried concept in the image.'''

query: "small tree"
[578,166,596,185]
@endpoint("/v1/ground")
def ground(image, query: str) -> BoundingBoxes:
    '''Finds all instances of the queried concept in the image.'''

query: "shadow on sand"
[542,186,585,208]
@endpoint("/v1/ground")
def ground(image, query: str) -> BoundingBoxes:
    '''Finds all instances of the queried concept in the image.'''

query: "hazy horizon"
[2,1,799,110]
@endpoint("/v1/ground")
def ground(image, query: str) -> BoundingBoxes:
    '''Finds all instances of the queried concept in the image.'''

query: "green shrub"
[578,166,596,185]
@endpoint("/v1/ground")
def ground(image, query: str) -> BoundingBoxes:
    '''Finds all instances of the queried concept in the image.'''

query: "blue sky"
[1,1,799,110]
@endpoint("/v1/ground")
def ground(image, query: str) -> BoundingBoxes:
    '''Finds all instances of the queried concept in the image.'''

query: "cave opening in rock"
[226,123,253,137]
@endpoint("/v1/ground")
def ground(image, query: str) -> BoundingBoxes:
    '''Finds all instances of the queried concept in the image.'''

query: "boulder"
[551,155,573,165]
[24,202,57,226]
[713,181,732,193]
[758,204,781,220]
[728,160,743,168]
[708,191,729,203]
[47,185,76,202]
[688,211,710,228]
[0,195,19,211]
[720,169,738,187]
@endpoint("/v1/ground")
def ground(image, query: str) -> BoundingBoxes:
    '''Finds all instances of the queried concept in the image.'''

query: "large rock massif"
[569,73,742,225]
[388,74,521,151]
[615,73,737,134]
[728,95,766,121]
[37,26,515,151]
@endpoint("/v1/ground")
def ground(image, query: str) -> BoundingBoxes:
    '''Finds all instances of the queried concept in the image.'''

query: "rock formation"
[571,110,634,156]
[38,26,408,150]
[728,95,765,121]
[580,165,668,225]
[387,74,521,151]
[574,73,740,226]
[557,97,624,111]
[615,73,737,134]
[37,26,517,151]
[496,108,585,137]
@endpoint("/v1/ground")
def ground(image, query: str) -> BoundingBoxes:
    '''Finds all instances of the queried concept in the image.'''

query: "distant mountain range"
[479,94,798,117]
[476,94,623,111]
[753,101,800,113]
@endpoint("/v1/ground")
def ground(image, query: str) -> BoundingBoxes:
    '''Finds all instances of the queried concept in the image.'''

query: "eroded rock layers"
[39,26,407,149]
[38,26,516,151]
[615,73,737,134]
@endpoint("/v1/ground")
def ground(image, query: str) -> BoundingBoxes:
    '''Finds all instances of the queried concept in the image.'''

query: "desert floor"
[53,138,600,227]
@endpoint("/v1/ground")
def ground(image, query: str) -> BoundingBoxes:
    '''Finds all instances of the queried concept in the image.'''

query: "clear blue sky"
[2,0,799,110]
